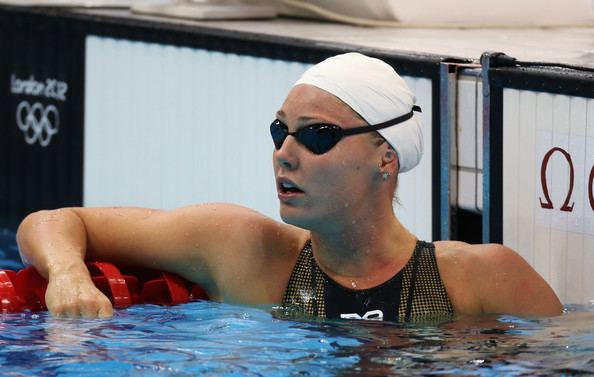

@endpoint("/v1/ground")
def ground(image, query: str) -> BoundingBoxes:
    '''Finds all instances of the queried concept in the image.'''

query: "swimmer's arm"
[474,244,563,317]
[16,204,284,317]
[16,206,200,278]
[17,208,113,317]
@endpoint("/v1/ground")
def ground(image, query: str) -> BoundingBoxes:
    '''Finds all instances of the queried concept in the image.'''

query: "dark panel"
[479,53,507,244]
[485,83,504,244]
[431,78,443,240]
[491,67,594,99]
[486,53,594,99]
[456,209,482,244]
[0,8,85,231]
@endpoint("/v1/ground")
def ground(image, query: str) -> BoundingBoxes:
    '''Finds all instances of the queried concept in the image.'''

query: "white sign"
[535,130,594,236]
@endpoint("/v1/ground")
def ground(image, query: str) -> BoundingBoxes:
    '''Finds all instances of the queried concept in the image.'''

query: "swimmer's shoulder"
[178,202,309,253]
[433,240,525,269]
[430,241,481,315]
[178,203,308,304]
[432,240,562,316]
[432,240,481,271]
[432,241,514,315]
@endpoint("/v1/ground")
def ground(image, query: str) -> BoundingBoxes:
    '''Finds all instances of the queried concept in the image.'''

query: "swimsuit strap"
[282,241,326,318]
[404,243,422,321]
[398,241,454,321]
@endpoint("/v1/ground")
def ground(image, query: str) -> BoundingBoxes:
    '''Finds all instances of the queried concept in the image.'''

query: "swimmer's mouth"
[277,179,304,194]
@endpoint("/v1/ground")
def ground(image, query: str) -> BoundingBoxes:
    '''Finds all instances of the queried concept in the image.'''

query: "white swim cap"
[294,52,423,173]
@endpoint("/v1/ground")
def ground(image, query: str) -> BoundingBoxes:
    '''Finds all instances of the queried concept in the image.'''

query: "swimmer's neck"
[309,215,417,288]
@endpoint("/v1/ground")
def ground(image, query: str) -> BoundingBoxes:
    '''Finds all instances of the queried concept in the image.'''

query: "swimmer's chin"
[279,212,300,226]
[278,211,316,231]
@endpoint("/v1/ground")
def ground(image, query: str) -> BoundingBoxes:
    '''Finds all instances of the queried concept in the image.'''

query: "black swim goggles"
[270,105,421,155]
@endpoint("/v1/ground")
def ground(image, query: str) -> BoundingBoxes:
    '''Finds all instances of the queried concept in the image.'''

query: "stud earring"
[382,172,390,181]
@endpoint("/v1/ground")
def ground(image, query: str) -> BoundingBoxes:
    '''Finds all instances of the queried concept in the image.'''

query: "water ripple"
[1,302,594,376]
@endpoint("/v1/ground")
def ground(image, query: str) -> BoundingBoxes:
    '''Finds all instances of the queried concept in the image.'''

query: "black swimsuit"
[281,240,453,322]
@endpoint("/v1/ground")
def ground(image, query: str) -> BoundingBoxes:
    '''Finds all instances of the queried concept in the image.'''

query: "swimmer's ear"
[379,146,399,175]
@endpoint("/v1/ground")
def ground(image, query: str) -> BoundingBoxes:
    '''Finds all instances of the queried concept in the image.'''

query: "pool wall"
[439,59,594,303]
[0,5,593,304]
[0,11,85,227]
[483,60,594,304]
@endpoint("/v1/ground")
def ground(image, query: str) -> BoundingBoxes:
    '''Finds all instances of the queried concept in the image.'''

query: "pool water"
[0,228,23,271]
[2,301,594,376]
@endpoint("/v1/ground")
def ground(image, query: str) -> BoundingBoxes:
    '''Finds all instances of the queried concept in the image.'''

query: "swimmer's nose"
[274,137,300,170]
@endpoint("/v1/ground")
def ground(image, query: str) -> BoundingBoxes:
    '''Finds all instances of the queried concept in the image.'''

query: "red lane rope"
[0,263,208,313]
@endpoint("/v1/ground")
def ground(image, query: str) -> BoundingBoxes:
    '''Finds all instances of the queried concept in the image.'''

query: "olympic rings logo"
[16,101,60,147]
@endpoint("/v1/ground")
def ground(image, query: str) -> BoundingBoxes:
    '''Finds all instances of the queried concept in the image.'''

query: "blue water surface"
[1,302,362,377]
[2,301,594,376]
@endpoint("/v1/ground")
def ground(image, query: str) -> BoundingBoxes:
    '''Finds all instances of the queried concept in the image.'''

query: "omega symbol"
[589,166,594,212]
[539,146,594,212]
[539,147,574,212]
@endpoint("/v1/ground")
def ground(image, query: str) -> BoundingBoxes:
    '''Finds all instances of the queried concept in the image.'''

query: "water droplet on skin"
[40,212,59,224]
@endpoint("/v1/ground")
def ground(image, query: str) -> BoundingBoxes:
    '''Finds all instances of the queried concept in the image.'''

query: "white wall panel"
[533,92,554,291]
[503,88,520,252]
[516,91,537,269]
[584,99,594,303]
[399,76,433,241]
[455,75,483,212]
[503,88,594,304]
[85,36,435,239]
[85,37,305,219]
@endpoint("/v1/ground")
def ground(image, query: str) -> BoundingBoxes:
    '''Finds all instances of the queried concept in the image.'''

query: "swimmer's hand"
[45,273,113,318]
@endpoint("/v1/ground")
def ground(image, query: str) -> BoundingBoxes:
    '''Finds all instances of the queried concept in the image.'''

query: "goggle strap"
[339,106,421,137]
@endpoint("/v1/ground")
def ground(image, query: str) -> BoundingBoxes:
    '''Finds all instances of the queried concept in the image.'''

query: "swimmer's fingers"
[96,302,114,318]
[77,291,114,318]
[49,289,113,318]
[45,277,114,318]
